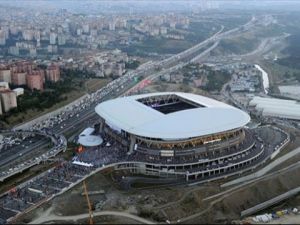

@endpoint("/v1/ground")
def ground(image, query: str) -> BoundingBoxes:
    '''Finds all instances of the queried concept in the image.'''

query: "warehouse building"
[249,96,300,120]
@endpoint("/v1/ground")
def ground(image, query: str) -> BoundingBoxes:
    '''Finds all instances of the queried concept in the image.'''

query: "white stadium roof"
[95,92,250,139]
[78,135,103,147]
[78,127,103,146]
[80,127,95,136]
[250,96,300,120]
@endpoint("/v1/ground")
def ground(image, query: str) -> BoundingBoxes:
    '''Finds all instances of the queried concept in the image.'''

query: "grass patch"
[2,77,110,127]
[3,89,85,127]
[122,37,193,55]
[261,60,300,83]
[218,36,260,55]
[84,78,111,93]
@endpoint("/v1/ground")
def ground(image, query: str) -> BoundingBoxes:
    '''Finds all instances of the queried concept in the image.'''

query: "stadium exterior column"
[99,117,105,133]
[128,134,136,155]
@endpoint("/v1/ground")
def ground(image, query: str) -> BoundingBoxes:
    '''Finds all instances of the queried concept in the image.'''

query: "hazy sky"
[1,0,300,14]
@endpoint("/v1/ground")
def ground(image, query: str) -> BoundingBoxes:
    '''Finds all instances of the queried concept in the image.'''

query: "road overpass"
[4,14,261,183]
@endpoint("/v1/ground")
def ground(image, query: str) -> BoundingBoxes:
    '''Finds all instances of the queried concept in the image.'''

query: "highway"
[0,138,49,168]
[0,130,67,181]
[0,132,52,168]
[35,17,259,138]
[1,14,262,182]
[0,14,293,225]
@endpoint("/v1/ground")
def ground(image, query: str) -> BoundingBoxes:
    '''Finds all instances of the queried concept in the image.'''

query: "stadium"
[95,92,267,181]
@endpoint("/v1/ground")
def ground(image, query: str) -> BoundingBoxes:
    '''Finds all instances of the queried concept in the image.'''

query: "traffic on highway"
[0,14,262,183]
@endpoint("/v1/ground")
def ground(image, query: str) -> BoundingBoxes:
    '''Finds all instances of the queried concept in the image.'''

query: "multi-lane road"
[0,134,50,168]
[0,15,265,182]
[0,130,67,181]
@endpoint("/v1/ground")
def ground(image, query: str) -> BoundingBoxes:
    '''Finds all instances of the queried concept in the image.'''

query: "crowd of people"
[0,57,292,224]
[73,129,258,169]
[0,64,148,223]
[71,125,290,181]
[0,126,290,224]
[0,161,94,223]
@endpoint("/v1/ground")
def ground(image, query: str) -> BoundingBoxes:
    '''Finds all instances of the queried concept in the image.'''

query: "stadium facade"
[95,92,266,181]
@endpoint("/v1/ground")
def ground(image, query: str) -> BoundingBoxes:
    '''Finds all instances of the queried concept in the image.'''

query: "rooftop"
[95,92,250,140]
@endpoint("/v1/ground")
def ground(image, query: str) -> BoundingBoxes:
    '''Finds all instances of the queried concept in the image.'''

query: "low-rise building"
[193,78,204,88]
[112,63,125,77]
[170,73,184,83]
[0,82,9,91]
[13,88,24,96]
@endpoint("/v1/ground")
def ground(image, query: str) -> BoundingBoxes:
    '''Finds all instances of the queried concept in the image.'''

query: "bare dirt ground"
[143,82,207,96]
[12,74,300,225]
[181,164,300,224]
[15,170,186,224]
[14,157,300,224]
